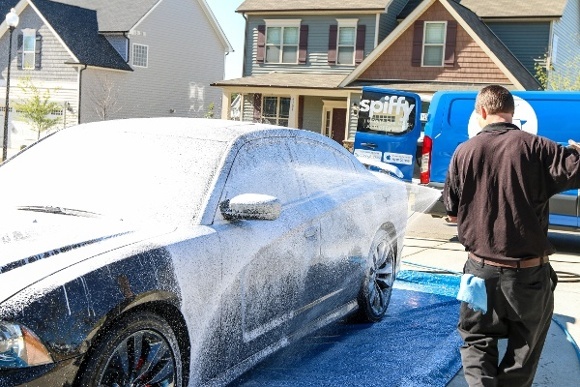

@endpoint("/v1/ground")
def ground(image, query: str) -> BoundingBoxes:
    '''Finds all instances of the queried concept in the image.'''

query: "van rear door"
[353,87,422,181]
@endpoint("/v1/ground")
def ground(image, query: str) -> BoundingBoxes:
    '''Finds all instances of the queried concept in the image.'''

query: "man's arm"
[443,153,460,223]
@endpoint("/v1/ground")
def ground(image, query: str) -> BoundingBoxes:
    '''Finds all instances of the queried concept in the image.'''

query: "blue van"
[353,87,423,181]
[421,90,580,230]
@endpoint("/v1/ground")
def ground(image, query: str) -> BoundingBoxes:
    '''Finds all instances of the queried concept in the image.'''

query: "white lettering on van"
[359,97,415,124]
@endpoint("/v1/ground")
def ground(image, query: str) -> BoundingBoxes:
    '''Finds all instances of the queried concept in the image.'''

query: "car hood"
[0,209,175,305]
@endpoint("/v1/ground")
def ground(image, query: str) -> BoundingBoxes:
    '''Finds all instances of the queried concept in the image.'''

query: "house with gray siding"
[1,0,231,157]
[213,0,578,149]
[213,0,405,146]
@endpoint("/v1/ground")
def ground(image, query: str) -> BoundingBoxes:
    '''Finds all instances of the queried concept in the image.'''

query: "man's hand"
[445,215,457,223]
[568,139,580,152]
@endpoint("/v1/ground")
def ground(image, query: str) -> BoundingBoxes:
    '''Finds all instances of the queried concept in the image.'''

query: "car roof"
[64,117,349,153]
[67,117,302,143]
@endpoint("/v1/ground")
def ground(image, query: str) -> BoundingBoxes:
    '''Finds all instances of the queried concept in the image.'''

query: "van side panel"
[428,92,476,185]
[425,91,580,229]
[512,91,580,145]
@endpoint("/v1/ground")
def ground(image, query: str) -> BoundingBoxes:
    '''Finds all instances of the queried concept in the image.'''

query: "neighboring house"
[1,0,231,155]
[213,0,579,147]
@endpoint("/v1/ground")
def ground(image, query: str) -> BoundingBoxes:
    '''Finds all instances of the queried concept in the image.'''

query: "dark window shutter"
[35,34,42,69]
[299,25,308,64]
[444,21,457,68]
[412,20,424,67]
[256,24,266,63]
[253,94,262,122]
[328,24,337,64]
[17,34,23,69]
[355,25,366,64]
[298,96,304,128]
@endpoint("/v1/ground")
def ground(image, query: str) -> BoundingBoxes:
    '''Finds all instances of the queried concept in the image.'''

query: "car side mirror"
[220,193,281,221]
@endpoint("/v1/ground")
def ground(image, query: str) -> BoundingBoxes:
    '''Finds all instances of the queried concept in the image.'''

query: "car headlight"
[0,321,53,369]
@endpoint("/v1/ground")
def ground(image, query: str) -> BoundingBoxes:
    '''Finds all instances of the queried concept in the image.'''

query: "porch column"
[288,94,299,128]
[220,92,231,120]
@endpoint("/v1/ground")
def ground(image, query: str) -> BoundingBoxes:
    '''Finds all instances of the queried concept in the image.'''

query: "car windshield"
[0,125,227,224]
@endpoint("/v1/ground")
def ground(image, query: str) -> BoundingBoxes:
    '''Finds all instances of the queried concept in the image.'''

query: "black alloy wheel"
[357,229,396,322]
[77,311,183,387]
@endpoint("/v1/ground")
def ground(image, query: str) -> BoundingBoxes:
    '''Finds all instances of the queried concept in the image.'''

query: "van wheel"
[77,311,183,386]
[357,229,396,322]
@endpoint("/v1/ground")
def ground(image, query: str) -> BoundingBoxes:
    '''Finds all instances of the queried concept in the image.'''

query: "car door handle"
[303,226,318,239]
[361,142,377,149]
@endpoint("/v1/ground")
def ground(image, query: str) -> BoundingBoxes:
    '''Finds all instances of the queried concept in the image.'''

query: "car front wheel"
[357,229,396,322]
[77,311,183,387]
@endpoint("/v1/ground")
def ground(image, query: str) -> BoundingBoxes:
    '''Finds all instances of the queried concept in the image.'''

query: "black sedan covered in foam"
[0,117,407,386]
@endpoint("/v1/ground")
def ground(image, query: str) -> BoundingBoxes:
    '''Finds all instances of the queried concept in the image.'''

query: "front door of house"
[331,108,347,144]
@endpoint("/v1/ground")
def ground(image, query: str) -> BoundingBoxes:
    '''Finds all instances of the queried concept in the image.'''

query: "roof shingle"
[47,0,161,31]
[212,73,353,90]
[400,0,568,19]
[237,0,391,13]
[32,0,131,70]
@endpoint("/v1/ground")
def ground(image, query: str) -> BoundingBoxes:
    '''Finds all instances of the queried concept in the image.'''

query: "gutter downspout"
[242,13,248,77]
[123,32,130,64]
[78,64,87,124]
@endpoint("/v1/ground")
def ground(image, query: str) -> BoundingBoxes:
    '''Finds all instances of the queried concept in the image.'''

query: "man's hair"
[475,85,515,115]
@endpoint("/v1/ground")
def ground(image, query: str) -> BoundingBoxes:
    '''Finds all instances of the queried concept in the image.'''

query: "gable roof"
[44,0,161,32]
[32,0,132,70]
[51,0,232,51]
[237,0,390,13]
[399,0,568,19]
[0,0,131,70]
[341,0,541,90]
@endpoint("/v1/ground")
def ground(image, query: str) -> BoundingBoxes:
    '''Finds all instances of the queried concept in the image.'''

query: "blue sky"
[206,0,245,80]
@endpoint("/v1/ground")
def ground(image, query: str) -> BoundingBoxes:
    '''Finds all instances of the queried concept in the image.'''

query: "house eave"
[64,61,133,72]
[238,10,384,16]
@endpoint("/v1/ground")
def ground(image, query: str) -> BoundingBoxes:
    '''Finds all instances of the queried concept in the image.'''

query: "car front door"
[212,137,320,371]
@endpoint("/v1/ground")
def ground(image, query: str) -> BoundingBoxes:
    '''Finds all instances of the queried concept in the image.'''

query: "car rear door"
[290,137,370,324]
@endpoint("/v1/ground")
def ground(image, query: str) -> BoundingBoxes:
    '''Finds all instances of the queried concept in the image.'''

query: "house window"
[266,26,299,63]
[257,20,308,65]
[337,27,355,65]
[22,29,36,70]
[132,44,148,67]
[423,22,446,66]
[262,96,290,127]
[336,19,358,65]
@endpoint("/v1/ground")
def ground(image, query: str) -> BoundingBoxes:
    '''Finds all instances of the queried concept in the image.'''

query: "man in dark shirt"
[443,85,580,386]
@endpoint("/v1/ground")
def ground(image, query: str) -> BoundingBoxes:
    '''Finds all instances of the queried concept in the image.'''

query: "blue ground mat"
[231,270,463,387]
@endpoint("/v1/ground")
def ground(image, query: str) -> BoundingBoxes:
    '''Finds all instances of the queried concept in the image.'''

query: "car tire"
[77,311,183,387]
[356,229,396,322]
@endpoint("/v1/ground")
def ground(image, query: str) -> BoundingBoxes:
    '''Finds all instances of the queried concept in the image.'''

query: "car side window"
[222,138,301,206]
[292,138,357,195]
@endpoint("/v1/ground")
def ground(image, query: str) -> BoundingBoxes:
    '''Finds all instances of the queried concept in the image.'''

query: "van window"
[357,89,418,135]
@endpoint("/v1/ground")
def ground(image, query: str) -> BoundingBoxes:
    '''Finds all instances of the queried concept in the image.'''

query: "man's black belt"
[469,252,549,269]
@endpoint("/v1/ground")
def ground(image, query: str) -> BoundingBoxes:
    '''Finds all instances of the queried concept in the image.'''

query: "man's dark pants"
[458,257,556,387]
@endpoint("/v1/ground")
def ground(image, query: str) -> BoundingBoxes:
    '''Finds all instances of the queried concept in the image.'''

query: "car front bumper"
[0,357,79,387]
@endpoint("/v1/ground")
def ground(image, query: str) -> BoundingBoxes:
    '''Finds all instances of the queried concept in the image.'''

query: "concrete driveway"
[402,213,580,386]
